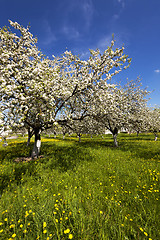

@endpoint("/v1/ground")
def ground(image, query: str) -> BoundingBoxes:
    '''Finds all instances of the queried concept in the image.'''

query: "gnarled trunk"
[2,136,8,147]
[27,128,34,146]
[112,127,118,147]
[31,129,41,159]
[154,132,158,141]
[78,133,81,142]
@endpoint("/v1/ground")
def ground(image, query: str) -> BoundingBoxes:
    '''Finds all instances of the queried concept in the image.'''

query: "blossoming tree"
[146,107,160,140]
[0,21,131,157]
[92,78,150,146]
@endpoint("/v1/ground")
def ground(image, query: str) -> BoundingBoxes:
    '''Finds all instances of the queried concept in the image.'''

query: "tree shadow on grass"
[0,142,33,163]
[118,140,160,161]
[40,141,95,171]
[42,133,160,162]
[61,134,160,162]
[0,135,159,195]
[0,142,40,195]
[0,141,95,195]
[0,160,39,196]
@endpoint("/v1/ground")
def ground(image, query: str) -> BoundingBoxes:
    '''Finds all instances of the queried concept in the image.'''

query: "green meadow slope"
[0,133,160,240]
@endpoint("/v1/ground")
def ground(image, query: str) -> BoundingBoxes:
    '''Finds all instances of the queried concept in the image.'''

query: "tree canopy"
[0,20,157,156]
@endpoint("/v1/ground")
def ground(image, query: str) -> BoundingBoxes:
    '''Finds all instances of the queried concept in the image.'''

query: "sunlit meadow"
[0,133,160,239]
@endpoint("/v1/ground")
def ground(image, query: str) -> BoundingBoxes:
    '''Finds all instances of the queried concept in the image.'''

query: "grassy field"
[0,133,160,240]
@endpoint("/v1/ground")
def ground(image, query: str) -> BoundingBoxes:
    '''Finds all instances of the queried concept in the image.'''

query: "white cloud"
[62,25,80,40]
[82,0,94,29]
[117,0,125,8]
[79,50,90,59]
[42,20,56,45]
[154,69,160,73]
[77,34,113,60]
[112,14,120,21]
[97,35,113,51]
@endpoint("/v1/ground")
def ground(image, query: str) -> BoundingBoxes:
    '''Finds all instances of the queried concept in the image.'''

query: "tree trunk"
[27,136,31,146]
[154,132,158,141]
[2,136,8,147]
[78,134,81,142]
[112,127,118,147]
[27,128,34,146]
[31,129,41,159]
[54,131,56,139]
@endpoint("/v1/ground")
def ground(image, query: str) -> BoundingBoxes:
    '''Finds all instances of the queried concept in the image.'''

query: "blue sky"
[0,0,160,106]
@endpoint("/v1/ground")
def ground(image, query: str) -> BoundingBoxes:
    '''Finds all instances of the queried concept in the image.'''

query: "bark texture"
[31,129,41,159]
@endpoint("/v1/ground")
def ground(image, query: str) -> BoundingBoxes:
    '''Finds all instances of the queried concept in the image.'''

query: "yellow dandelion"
[139,227,143,232]
[43,229,47,234]
[12,233,16,238]
[64,229,70,234]
[55,219,58,223]
[68,233,73,239]
[144,232,148,236]
[10,224,15,228]
[43,222,47,228]
[100,211,103,214]
[0,229,3,233]
[0,222,3,226]
[4,218,8,221]
[20,224,23,228]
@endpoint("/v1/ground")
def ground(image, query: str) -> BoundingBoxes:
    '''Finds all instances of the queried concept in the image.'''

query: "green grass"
[0,133,160,239]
